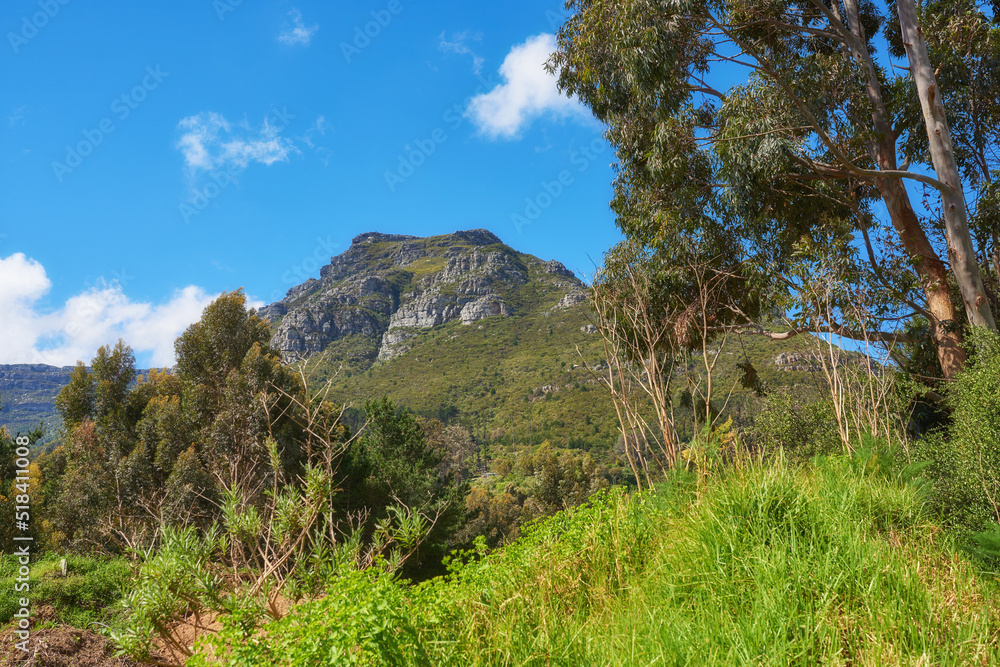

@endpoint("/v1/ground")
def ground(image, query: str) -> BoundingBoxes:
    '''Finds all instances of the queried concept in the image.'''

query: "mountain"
[259,230,587,365]
[259,229,832,450]
[257,229,618,449]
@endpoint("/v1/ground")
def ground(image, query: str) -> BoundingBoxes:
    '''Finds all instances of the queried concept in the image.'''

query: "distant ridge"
[0,364,75,447]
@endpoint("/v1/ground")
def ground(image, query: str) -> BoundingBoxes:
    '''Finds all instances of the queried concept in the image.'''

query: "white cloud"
[278,8,318,47]
[312,115,329,136]
[176,111,298,174]
[0,253,218,368]
[301,117,331,167]
[467,33,588,139]
[177,112,229,171]
[439,31,485,75]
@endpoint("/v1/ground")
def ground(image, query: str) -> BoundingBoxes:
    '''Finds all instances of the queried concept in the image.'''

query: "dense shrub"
[193,567,428,667]
[749,391,840,459]
[916,328,1000,532]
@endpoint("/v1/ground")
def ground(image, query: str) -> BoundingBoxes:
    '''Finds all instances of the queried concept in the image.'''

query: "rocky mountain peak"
[351,232,420,245]
[259,229,585,365]
[448,229,503,246]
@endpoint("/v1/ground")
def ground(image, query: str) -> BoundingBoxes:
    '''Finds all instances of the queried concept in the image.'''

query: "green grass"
[201,453,1000,666]
[0,552,131,630]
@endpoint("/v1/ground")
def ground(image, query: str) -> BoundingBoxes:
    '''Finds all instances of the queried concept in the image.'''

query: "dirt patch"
[0,627,147,667]
[149,610,224,666]
[0,595,301,666]
[149,594,297,664]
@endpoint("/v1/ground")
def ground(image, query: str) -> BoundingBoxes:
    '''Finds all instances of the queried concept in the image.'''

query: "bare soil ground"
[0,626,145,667]
[0,596,296,666]
[0,605,172,667]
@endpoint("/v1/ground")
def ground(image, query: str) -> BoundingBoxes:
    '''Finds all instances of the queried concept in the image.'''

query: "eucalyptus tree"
[551,0,1000,378]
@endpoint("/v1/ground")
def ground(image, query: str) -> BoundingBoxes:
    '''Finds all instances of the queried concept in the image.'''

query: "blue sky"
[0,0,620,368]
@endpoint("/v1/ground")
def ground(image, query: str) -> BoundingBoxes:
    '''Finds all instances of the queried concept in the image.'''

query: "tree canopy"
[44,291,310,549]
[551,0,1000,378]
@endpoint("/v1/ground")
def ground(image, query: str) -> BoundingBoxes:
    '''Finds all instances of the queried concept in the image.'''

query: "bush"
[193,568,428,667]
[916,328,1000,533]
[749,391,840,459]
[194,456,1000,665]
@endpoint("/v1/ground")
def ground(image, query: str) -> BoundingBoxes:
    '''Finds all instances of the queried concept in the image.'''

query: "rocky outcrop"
[553,290,587,311]
[773,352,823,372]
[377,327,419,362]
[262,275,396,356]
[388,296,464,330]
[541,260,575,278]
[260,229,585,364]
[352,232,420,245]
[460,297,513,325]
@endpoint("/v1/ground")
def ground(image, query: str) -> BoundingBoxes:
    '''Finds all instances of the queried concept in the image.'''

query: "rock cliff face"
[258,230,585,365]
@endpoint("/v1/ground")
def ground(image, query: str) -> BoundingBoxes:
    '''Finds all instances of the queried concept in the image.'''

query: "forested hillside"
[0,365,74,450]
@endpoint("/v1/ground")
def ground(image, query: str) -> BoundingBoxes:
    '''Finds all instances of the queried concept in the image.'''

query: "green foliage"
[54,362,94,431]
[319,277,622,452]
[597,236,766,356]
[0,424,15,488]
[320,270,831,464]
[117,455,441,661]
[161,446,214,526]
[112,524,235,659]
[916,328,1000,531]
[192,567,428,667]
[342,398,466,573]
[550,0,999,376]
[203,456,1000,665]
[175,290,275,393]
[966,524,1000,564]
[750,391,840,460]
[0,552,130,629]
[43,291,311,551]
[458,444,613,548]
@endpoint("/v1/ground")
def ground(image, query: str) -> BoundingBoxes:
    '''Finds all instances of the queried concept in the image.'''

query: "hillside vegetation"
[3,242,997,666]
[4,284,1000,667]
[198,452,1000,666]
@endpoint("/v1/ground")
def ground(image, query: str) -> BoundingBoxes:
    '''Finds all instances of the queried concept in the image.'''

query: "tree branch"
[731,321,914,344]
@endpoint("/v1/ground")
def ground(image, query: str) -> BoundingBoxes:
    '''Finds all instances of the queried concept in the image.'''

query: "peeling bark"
[897,0,997,334]
[879,177,967,377]
[843,0,967,377]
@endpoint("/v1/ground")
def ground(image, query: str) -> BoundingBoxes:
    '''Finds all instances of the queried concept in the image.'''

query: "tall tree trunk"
[879,178,967,378]
[841,0,967,378]
[897,0,997,334]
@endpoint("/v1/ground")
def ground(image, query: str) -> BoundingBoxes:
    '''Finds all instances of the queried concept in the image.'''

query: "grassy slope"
[207,453,1000,666]
[0,553,130,630]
